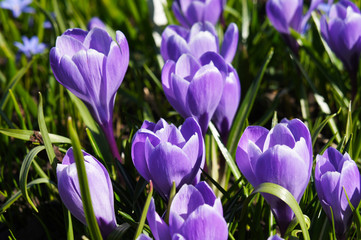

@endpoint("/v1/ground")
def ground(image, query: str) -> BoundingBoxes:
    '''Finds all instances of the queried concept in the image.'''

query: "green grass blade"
[0,178,55,214]
[0,57,36,110]
[19,145,46,212]
[209,122,241,181]
[0,128,71,144]
[311,111,339,147]
[38,93,57,167]
[227,48,274,156]
[241,182,310,240]
[134,181,153,240]
[67,117,103,239]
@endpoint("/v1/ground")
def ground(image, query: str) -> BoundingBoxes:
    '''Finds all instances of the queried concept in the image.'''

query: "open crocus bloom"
[236,118,312,235]
[162,52,229,135]
[315,147,361,238]
[131,118,205,199]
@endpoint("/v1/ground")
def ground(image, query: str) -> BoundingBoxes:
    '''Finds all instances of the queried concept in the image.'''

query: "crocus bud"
[87,17,106,31]
[320,0,361,98]
[57,148,117,238]
[49,28,129,160]
[172,0,226,28]
[147,182,228,240]
[266,0,322,54]
[161,22,238,63]
[236,118,312,235]
[131,118,205,199]
[162,52,228,134]
[315,147,361,238]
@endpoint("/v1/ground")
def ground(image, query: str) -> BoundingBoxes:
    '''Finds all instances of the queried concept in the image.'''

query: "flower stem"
[102,122,122,163]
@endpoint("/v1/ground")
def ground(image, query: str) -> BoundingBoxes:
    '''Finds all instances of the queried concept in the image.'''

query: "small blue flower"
[14,36,46,58]
[0,0,34,18]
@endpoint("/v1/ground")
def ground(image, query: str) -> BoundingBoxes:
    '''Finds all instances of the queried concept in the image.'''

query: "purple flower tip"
[87,17,106,31]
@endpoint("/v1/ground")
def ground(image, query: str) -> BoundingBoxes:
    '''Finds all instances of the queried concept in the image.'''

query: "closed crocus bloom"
[236,118,312,235]
[50,28,129,161]
[131,118,205,198]
[147,182,228,240]
[172,0,226,28]
[161,21,238,63]
[57,148,117,238]
[266,0,322,54]
[315,147,361,239]
[321,0,361,98]
[87,17,106,31]
[162,52,227,135]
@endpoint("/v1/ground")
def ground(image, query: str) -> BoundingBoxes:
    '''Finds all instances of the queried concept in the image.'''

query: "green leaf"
[311,111,339,147]
[134,181,153,240]
[67,117,103,239]
[227,48,274,156]
[19,146,46,212]
[209,122,242,181]
[0,128,71,144]
[165,181,176,224]
[38,93,57,167]
[0,57,36,110]
[241,182,310,240]
[1,178,54,214]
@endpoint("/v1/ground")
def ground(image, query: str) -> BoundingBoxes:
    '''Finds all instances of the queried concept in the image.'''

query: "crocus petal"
[263,123,296,150]
[147,199,171,240]
[63,28,88,43]
[55,35,86,58]
[188,31,218,59]
[186,2,205,25]
[170,184,205,219]
[221,23,239,63]
[186,64,223,133]
[179,205,228,240]
[172,2,191,27]
[148,143,193,197]
[83,28,113,55]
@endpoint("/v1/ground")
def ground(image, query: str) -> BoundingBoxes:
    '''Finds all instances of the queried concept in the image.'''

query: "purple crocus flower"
[320,0,361,98]
[14,36,46,58]
[87,17,106,31]
[161,21,238,63]
[266,0,322,54]
[49,28,129,161]
[57,148,117,238]
[162,52,229,135]
[172,0,226,28]
[315,147,361,239]
[131,117,205,199]
[0,0,34,18]
[146,181,228,240]
[236,118,312,235]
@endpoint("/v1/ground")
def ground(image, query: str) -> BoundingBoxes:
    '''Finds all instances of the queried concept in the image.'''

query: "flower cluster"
[161,0,240,140]
[46,0,361,239]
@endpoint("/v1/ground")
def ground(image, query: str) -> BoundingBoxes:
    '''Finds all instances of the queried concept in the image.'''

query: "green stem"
[68,117,103,240]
